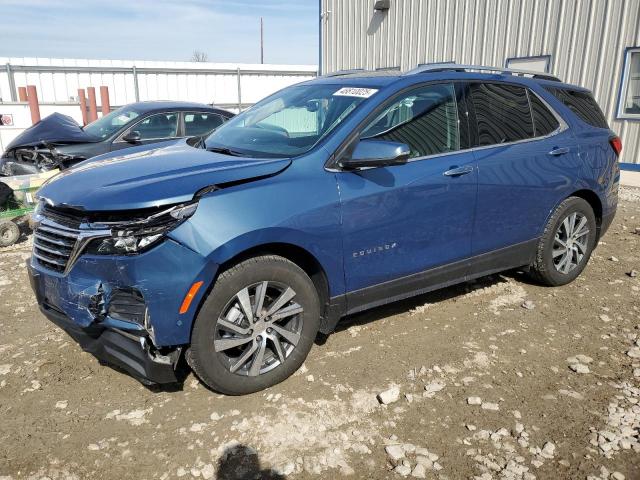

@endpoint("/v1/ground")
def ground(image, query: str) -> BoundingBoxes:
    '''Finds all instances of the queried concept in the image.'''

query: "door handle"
[548,146,570,156]
[443,165,474,177]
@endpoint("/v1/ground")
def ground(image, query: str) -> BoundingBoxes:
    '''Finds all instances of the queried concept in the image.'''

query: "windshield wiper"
[207,146,244,157]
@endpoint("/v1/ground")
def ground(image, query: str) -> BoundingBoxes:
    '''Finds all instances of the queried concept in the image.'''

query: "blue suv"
[28,65,620,394]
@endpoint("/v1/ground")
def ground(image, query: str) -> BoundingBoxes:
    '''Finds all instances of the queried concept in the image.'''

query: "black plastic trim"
[598,209,616,240]
[323,239,537,329]
[38,302,178,385]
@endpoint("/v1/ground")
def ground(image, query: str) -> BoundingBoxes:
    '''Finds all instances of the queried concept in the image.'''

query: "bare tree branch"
[191,51,208,62]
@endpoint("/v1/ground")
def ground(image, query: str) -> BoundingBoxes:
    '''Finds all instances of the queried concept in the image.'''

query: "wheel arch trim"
[192,236,341,338]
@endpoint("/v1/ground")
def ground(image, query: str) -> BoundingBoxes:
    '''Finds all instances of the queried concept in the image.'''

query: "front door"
[336,83,478,305]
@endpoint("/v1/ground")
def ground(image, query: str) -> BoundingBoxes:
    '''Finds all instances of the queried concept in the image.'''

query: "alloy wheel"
[214,281,304,376]
[552,212,589,274]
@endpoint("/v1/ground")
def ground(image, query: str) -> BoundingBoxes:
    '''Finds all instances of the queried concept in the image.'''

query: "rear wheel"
[189,255,320,395]
[0,220,20,247]
[529,197,597,286]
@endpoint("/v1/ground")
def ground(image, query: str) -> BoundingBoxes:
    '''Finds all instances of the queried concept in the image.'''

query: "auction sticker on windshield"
[333,87,378,98]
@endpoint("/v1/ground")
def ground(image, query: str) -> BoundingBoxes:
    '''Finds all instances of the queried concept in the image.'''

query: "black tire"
[529,196,597,286]
[189,255,320,395]
[0,220,20,247]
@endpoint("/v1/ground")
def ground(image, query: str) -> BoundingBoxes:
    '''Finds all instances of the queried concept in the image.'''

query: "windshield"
[83,107,140,139]
[204,84,376,158]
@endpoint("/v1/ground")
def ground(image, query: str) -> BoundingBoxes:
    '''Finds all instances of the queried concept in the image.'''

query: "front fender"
[168,167,345,297]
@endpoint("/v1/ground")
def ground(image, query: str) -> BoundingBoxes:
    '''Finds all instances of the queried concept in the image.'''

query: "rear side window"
[184,113,225,136]
[469,83,534,146]
[546,88,608,129]
[529,93,560,136]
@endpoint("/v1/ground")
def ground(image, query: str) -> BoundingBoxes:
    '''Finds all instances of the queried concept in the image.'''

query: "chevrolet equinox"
[28,65,620,394]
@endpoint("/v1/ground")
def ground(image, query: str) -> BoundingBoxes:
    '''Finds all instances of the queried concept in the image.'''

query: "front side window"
[360,83,460,158]
[470,83,534,146]
[184,113,225,136]
[205,84,373,158]
[131,113,179,140]
[83,107,139,139]
[618,47,640,119]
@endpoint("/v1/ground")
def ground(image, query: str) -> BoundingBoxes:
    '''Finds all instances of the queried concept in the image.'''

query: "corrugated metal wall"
[321,0,640,165]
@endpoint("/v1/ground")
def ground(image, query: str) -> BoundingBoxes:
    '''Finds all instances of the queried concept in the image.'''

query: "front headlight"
[85,202,198,255]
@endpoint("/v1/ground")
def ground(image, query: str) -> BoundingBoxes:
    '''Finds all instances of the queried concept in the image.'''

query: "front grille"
[41,204,83,229]
[33,222,79,273]
[32,205,112,275]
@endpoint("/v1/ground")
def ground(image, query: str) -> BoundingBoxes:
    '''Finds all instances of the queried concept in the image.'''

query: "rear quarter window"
[529,92,560,136]
[545,88,609,129]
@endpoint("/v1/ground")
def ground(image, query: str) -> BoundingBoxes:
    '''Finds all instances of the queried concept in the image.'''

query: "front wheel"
[189,255,320,395]
[529,196,597,286]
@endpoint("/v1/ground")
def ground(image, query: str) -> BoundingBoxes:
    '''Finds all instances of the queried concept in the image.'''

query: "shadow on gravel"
[216,444,285,480]
[330,272,523,336]
[103,358,191,393]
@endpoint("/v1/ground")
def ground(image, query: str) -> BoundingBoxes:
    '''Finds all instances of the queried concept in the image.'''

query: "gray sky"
[0,0,319,65]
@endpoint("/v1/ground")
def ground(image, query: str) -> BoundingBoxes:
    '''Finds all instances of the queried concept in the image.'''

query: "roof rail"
[322,68,366,77]
[404,63,561,82]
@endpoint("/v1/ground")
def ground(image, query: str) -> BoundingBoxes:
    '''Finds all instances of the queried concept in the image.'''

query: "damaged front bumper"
[1,146,83,176]
[27,237,217,384]
[35,299,181,384]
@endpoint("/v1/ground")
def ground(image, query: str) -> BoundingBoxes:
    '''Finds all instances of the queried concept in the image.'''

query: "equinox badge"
[352,242,397,258]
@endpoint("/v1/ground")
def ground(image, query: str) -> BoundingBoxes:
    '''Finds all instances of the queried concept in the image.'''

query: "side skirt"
[319,239,537,333]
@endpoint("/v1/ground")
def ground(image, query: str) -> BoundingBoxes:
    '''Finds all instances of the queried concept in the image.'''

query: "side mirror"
[122,130,141,143]
[339,139,410,170]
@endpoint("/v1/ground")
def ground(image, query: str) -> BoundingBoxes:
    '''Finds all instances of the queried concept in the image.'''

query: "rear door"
[468,82,579,265]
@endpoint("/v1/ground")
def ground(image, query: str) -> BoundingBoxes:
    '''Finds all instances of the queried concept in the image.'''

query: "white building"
[319,0,640,168]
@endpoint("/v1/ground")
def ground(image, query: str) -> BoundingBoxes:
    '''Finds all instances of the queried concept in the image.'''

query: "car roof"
[304,70,403,88]
[123,101,233,116]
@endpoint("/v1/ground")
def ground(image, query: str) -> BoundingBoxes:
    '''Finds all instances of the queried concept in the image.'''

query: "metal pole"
[78,88,88,125]
[318,0,322,76]
[236,67,242,112]
[6,63,17,101]
[87,87,98,122]
[26,85,41,124]
[132,66,140,102]
[100,86,111,115]
[260,17,264,64]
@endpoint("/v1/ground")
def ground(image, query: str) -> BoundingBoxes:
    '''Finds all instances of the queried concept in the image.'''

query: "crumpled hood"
[5,113,99,150]
[37,140,291,211]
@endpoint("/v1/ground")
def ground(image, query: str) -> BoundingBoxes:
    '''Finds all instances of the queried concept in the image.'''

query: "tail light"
[609,136,622,157]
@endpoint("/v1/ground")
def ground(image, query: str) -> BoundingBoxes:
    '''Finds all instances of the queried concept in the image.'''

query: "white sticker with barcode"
[333,87,378,98]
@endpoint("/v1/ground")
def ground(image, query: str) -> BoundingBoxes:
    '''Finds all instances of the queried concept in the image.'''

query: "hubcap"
[1,225,12,241]
[214,281,304,376]
[553,212,589,274]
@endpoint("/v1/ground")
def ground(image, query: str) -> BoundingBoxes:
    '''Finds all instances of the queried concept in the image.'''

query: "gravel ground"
[0,189,639,480]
